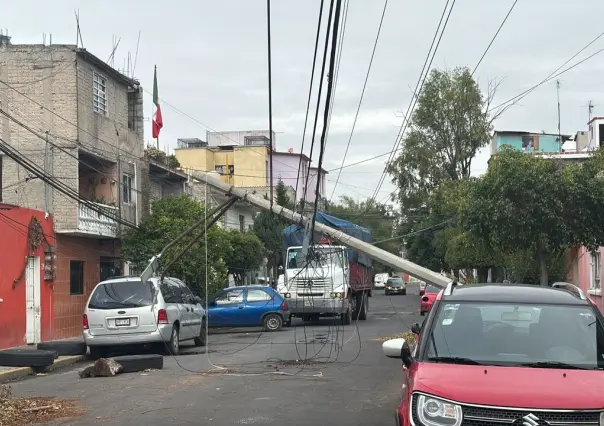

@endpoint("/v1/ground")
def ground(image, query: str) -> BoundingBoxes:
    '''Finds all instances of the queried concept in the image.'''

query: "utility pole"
[588,100,594,123]
[266,0,274,208]
[556,80,561,149]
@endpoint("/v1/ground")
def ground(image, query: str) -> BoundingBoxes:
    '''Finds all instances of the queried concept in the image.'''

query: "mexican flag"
[152,65,163,139]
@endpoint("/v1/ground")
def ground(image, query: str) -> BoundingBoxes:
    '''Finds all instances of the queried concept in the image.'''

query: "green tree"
[120,195,229,299]
[224,231,266,285]
[252,179,292,280]
[460,148,569,285]
[388,67,496,212]
[326,196,399,273]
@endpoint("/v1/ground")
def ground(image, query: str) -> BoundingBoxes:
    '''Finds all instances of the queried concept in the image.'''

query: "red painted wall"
[0,204,55,350]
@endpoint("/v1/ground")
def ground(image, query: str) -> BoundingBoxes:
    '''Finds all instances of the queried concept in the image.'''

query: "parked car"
[207,285,289,331]
[419,284,441,316]
[383,282,604,426]
[418,281,426,295]
[374,273,389,289]
[385,277,407,295]
[83,276,206,358]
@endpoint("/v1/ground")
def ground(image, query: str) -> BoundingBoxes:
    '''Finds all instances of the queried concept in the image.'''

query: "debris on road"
[0,384,81,425]
[78,358,123,378]
[373,331,417,343]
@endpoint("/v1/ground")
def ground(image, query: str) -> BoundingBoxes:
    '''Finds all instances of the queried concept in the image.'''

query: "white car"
[83,276,206,358]
[374,273,389,289]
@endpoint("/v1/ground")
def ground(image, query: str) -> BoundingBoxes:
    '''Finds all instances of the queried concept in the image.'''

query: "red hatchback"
[419,284,441,316]
[383,282,604,426]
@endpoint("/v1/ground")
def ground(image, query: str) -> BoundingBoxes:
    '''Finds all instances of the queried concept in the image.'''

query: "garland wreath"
[13,216,53,290]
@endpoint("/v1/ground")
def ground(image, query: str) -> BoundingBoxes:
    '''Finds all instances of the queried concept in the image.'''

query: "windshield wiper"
[428,356,482,365]
[521,361,591,370]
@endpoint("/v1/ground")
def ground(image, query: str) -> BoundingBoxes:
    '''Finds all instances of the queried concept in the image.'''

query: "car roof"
[98,275,170,285]
[443,283,589,305]
[226,285,275,291]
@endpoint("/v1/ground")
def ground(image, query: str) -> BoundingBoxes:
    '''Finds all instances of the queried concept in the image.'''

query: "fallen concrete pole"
[191,172,452,288]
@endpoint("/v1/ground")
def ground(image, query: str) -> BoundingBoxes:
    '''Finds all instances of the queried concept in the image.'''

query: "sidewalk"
[0,338,87,382]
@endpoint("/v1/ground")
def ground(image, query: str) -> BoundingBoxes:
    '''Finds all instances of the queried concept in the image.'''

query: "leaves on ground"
[374,331,417,343]
[0,385,82,426]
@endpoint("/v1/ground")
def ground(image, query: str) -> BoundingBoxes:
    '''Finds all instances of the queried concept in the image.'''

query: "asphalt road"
[10,284,424,425]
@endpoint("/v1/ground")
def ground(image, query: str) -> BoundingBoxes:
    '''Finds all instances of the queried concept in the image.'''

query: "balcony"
[77,202,118,238]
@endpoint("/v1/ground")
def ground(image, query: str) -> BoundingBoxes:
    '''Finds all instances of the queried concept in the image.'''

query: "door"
[100,257,121,282]
[175,279,202,338]
[243,288,275,326]
[160,279,191,339]
[208,288,245,327]
[25,256,41,344]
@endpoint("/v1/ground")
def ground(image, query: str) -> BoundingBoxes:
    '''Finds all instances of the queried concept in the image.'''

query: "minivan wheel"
[194,319,207,347]
[263,314,282,332]
[166,326,180,355]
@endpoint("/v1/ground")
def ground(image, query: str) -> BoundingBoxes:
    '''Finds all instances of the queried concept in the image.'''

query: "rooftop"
[443,283,589,305]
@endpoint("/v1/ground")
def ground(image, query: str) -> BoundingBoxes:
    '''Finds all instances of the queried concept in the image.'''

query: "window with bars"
[122,174,133,204]
[93,72,108,115]
[590,251,601,290]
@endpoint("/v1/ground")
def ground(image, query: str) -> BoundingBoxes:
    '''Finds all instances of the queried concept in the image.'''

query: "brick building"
[0,42,144,340]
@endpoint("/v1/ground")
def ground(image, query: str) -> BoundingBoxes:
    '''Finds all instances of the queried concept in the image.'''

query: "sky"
[4,0,604,206]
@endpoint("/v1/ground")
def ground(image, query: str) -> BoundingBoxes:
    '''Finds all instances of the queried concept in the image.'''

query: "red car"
[419,284,441,316]
[383,282,604,426]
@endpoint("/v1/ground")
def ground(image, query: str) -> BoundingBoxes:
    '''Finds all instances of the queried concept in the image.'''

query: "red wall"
[0,204,55,350]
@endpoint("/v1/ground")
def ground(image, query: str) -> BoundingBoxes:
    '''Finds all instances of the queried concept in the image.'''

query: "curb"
[0,355,86,383]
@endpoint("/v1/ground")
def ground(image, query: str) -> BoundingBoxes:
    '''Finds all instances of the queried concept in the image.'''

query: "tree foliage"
[252,179,292,278]
[326,196,399,273]
[388,67,496,211]
[224,231,266,285]
[120,196,228,300]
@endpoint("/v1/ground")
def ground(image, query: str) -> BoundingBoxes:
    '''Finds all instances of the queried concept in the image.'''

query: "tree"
[326,196,400,273]
[120,196,229,300]
[224,231,266,285]
[388,67,497,212]
[252,179,292,280]
[460,148,569,285]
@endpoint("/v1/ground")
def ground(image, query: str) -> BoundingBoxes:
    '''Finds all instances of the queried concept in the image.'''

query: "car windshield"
[425,284,441,294]
[287,247,347,269]
[88,281,155,309]
[387,278,403,286]
[425,302,604,370]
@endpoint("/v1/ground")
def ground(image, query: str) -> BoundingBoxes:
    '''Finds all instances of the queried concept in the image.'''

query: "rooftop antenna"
[588,100,594,122]
[132,30,141,78]
[556,80,561,149]
[74,9,84,48]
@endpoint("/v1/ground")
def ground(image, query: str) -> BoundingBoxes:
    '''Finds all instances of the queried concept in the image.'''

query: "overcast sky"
[4,0,604,204]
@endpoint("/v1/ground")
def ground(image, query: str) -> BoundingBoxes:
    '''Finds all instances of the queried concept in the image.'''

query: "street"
[9,285,422,425]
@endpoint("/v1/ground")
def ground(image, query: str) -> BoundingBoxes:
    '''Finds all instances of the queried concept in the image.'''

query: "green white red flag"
[152,65,163,139]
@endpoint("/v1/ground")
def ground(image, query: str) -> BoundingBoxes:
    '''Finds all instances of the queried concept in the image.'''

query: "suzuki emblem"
[522,413,540,426]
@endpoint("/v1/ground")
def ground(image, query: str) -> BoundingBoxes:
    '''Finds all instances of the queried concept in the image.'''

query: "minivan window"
[88,281,155,309]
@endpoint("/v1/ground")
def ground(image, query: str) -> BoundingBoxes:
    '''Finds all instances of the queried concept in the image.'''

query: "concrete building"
[490,130,572,155]
[0,42,144,339]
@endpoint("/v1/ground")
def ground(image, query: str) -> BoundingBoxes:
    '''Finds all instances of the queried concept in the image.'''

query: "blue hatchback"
[207,286,289,332]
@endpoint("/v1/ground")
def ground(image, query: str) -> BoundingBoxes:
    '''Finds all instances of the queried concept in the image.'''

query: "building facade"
[0,42,144,339]
[490,130,571,155]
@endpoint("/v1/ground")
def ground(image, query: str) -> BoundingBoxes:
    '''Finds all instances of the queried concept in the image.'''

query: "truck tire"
[37,340,87,357]
[110,354,164,373]
[0,348,56,368]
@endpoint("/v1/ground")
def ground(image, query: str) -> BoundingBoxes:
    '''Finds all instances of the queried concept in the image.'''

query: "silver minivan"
[83,276,206,358]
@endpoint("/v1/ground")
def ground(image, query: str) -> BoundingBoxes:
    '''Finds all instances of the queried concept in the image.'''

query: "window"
[88,280,154,309]
[214,288,244,305]
[246,289,272,303]
[239,215,245,232]
[92,72,107,115]
[69,261,84,295]
[160,279,184,303]
[122,174,133,204]
[590,251,601,291]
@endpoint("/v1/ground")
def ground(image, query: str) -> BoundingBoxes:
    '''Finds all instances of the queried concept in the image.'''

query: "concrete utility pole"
[190,171,452,288]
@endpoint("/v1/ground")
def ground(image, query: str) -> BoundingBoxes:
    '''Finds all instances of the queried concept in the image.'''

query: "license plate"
[115,318,131,326]
[304,300,316,307]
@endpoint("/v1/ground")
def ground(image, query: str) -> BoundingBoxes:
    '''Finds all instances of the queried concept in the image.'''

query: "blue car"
[207,285,290,332]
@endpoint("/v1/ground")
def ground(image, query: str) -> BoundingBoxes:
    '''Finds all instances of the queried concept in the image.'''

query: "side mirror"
[411,323,421,335]
[382,338,414,368]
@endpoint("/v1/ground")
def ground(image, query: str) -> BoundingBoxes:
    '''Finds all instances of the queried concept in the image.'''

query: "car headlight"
[416,394,462,426]
[600,412,604,425]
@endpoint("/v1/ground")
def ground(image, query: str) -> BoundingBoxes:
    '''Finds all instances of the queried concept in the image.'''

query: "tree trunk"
[536,244,549,286]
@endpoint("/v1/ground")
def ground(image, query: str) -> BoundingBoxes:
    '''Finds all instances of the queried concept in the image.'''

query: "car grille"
[291,277,329,290]
[411,395,600,426]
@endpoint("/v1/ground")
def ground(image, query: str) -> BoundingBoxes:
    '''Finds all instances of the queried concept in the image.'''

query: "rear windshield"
[88,281,155,310]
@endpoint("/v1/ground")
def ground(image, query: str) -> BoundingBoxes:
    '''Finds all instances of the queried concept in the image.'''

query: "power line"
[329,0,389,201]
[294,0,326,209]
[471,0,519,76]
[267,0,275,208]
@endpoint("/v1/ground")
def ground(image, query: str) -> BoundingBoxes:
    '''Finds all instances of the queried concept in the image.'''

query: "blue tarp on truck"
[282,211,373,268]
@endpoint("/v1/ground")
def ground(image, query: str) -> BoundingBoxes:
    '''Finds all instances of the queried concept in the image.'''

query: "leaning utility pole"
[190,171,452,288]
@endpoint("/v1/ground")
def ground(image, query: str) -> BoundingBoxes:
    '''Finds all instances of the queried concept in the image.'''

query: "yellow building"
[175,144,269,187]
